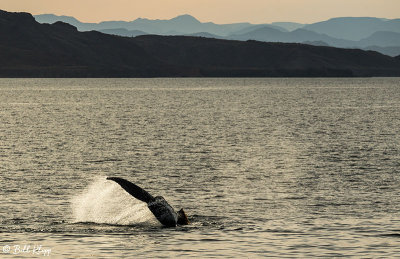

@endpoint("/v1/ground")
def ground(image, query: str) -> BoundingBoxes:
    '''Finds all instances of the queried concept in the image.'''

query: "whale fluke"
[106,177,155,203]
[107,177,189,227]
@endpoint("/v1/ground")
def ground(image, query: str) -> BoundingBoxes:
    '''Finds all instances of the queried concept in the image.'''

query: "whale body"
[106,177,189,227]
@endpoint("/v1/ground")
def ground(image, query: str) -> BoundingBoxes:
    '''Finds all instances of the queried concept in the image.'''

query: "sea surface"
[1,78,400,258]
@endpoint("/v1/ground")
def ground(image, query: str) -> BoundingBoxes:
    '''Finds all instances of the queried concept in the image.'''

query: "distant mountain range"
[34,14,400,57]
[302,17,400,41]
[2,10,400,77]
[34,14,256,36]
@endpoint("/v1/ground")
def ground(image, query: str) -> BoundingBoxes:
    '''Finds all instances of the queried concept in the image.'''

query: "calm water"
[1,78,400,258]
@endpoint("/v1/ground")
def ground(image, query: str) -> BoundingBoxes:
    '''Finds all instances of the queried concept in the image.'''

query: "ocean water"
[0,78,400,258]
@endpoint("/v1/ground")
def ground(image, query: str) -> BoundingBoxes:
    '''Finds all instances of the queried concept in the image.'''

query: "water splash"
[71,177,159,225]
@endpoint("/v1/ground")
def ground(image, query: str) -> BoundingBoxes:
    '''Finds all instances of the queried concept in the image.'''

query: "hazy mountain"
[34,14,97,31]
[34,13,81,25]
[34,14,400,52]
[229,26,286,41]
[227,26,400,57]
[2,10,400,77]
[110,14,205,34]
[33,13,400,57]
[358,31,400,47]
[271,22,304,31]
[33,13,298,36]
[34,13,253,36]
[303,17,400,41]
[231,24,287,35]
[228,27,352,47]
[35,14,400,42]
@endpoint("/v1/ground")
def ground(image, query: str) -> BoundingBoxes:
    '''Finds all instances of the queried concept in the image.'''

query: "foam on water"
[71,177,159,225]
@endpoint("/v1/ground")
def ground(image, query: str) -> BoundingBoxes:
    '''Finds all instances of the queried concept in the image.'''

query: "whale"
[106,177,189,227]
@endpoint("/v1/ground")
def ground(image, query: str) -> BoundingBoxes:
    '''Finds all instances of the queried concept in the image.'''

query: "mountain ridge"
[303,17,400,41]
[34,13,400,39]
[33,13,400,56]
[2,10,400,77]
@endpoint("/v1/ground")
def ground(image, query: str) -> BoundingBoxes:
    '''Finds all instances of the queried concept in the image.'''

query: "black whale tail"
[177,208,190,225]
[106,177,155,203]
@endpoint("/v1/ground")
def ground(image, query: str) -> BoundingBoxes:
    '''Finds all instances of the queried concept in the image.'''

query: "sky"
[1,0,399,24]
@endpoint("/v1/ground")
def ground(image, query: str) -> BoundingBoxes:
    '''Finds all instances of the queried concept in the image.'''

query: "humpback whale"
[106,177,189,227]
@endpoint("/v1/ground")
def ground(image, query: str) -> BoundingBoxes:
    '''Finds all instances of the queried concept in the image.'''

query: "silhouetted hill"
[2,10,400,77]
[99,28,147,37]
[363,46,400,57]
[303,41,330,47]
[132,35,400,76]
[0,10,160,76]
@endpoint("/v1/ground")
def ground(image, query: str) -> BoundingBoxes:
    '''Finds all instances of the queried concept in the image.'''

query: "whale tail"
[177,208,189,225]
[106,177,155,203]
[107,176,190,227]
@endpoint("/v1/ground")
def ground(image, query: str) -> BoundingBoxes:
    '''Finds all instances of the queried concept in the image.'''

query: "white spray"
[71,176,159,225]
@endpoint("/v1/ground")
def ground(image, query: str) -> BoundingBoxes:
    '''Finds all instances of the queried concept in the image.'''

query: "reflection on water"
[1,78,400,258]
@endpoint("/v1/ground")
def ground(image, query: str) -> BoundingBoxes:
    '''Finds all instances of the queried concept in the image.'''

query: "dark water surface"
[1,78,400,258]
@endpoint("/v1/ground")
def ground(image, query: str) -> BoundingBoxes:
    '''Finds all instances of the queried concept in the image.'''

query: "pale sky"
[1,0,399,24]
